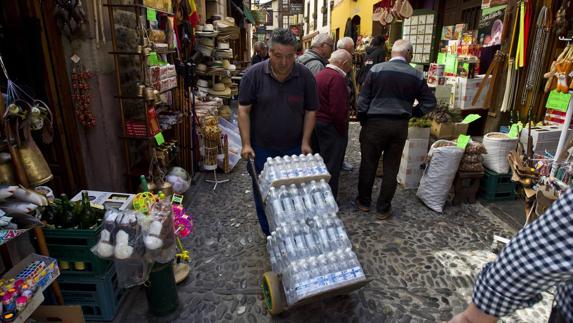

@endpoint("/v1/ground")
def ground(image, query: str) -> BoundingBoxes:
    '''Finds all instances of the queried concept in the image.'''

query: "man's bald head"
[391,39,413,63]
[329,49,352,73]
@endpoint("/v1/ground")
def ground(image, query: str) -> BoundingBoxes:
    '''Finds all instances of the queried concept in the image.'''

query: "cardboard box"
[431,121,469,139]
[519,125,573,155]
[32,305,86,323]
[397,139,429,189]
[408,127,431,140]
[454,76,490,110]
[71,190,135,211]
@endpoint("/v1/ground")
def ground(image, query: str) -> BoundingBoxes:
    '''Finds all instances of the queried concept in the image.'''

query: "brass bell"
[18,138,53,186]
[0,153,16,185]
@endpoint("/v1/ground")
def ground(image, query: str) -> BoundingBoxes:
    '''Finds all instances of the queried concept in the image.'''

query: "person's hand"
[241,144,255,160]
[447,304,497,323]
[447,312,472,323]
[301,142,313,155]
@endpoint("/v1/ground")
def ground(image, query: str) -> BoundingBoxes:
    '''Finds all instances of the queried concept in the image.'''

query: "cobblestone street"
[114,124,553,323]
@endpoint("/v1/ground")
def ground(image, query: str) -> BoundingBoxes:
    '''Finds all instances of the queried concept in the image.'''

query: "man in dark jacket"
[357,35,386,85]
[356,39,436,219]
[313,49,353,198]
[297,33,334,75]
[251,41,269,65]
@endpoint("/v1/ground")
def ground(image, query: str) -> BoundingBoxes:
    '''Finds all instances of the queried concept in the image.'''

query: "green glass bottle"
[78,191,97,229]
[140,175,149,192]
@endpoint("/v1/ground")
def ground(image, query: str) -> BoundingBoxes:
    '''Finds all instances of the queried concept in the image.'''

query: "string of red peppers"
[71,67,96,128]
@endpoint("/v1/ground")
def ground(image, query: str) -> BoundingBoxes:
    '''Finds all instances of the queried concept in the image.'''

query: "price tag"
[146,8,157,22]
[546,90,571,113]
[154,132,165,145]
[148,52,160,66]
[508,124,521,139]
[437,52,446,65]
[462,114,481,124]
[457,134,470,149]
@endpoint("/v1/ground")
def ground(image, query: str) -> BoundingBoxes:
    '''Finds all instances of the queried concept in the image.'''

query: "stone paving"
[112,124,553,323]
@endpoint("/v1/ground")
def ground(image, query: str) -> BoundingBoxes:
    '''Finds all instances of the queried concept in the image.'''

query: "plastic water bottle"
[302,220,319,257]
[344,248,365,280]
[268,187,285,224]
[309,181,327,214]
[298,154,313,176]
[312,216,331,253]
[313,154,329,175]
[278,226,297,261]
[300,183,315,217]
[324,218,340,249]
[329,213,352,249]
[317,179,337,213]
[274,157,288,179]
[291,222,308,259]
[289,184,306,217]
[278,185,295,220]
[267,236,278,272]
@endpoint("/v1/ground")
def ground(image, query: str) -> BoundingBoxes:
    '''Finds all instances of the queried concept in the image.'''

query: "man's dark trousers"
[357,118,407,212]
[312,120,347,198]
[250,145,301,236]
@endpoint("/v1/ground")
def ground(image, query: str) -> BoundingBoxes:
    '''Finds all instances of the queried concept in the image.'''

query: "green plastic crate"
[479,188,516,202]
[57,265,126,321]
[44,225,111,277]
[480,168,516,194]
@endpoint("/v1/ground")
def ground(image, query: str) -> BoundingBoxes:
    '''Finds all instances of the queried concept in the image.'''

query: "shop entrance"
[0,0,87,194]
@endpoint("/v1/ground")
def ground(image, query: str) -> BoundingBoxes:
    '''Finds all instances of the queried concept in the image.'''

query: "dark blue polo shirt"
[239,60,319,150]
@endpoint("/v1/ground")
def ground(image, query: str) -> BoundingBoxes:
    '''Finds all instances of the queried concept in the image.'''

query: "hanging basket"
[482,132,518,174]
[252,10,267,25]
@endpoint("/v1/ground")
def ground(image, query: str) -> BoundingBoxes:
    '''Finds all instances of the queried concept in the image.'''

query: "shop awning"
[243,7,256,25]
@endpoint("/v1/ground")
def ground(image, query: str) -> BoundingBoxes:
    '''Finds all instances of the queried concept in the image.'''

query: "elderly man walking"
[356,39,436,219]
[297,33,334,75]
[313,49,353,198]
[336,36,358,172]
[251,41,269,65]
[239,28,319,236]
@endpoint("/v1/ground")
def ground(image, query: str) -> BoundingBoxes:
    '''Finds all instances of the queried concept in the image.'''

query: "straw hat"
[196,24,219,37]
[197,79,209,88]
[197,79,209,93]
[196,64,207,73]
[199,38,215,47]
[217,42,230,50]
[215,17,236,29]
[208,83,231,96]
[221,77,233,85]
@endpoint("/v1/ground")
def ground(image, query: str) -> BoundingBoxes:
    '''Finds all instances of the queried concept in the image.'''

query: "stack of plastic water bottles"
[258,154,330,200]
[260,155,365,306]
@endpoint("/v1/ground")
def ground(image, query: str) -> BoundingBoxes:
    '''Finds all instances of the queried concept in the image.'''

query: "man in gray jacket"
[297,33,334,75]
[356,39,436,219]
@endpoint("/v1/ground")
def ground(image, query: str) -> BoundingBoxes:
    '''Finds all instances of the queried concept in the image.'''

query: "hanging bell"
[18,139,53,186]
[0,153,16,185]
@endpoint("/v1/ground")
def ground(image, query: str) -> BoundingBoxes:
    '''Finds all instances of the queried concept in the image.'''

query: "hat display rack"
[192,16,241,186]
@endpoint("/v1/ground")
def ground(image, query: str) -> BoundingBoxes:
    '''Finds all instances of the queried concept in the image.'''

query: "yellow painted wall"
[330,0,378,38]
